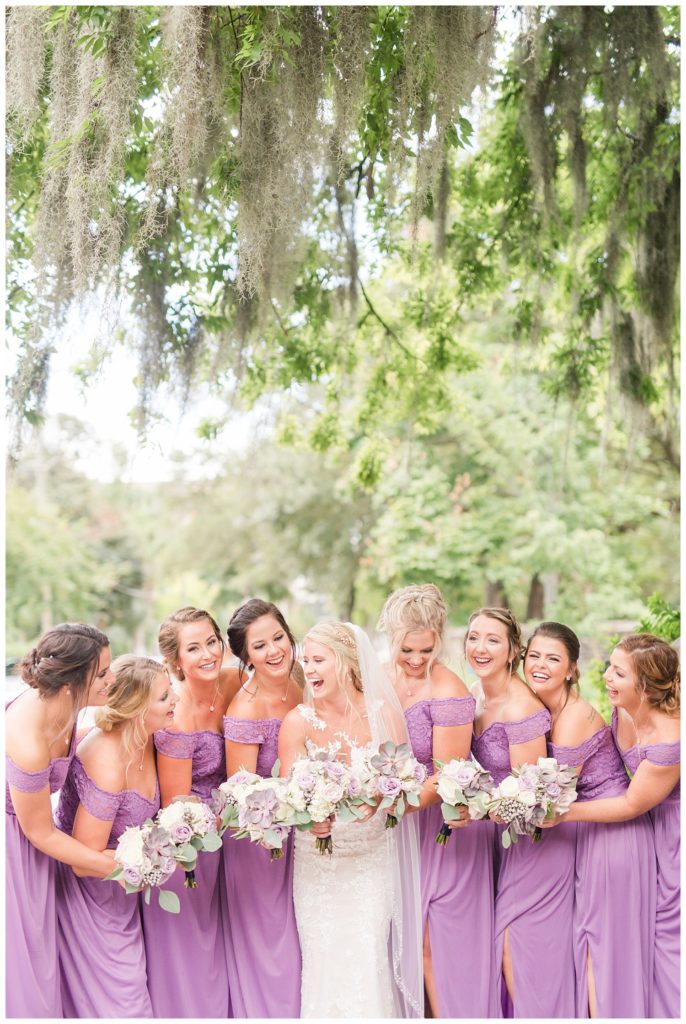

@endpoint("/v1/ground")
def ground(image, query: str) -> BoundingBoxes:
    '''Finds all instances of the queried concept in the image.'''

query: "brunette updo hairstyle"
[96,655,167,776]
[378,584,447,675]
[19,623,109,706]
[158,606,224,681]
[303,621,363,693]
[616,633,680,714]
[525,621,581,688]
[466,607,523,672]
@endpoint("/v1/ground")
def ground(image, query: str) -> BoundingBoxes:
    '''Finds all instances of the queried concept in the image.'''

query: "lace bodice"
[55,756,160,848]
[549,725,628,799]
[154,728,226,803]
[471,708,551,784]
[612,710,680,804]
[223,715,282,777]
[404,696,476,771]
[5,694,76,816]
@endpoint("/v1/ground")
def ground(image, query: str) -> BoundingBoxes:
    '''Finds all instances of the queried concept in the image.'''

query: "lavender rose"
[376,776,402,799]
[123,866,143,886]
[170,822,193,843]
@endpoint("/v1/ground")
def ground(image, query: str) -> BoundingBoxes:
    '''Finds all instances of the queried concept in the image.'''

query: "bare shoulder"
[430,662,470,700]
[554,697,604,747]
[654,711,681,744]
[77,730,126,794]
[226,685,262,721]
[6,693,52,770]
[280,705,308,738]
[503,681,545,722]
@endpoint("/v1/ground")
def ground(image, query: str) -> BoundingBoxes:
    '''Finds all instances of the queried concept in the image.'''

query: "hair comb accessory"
[334,627,356,650]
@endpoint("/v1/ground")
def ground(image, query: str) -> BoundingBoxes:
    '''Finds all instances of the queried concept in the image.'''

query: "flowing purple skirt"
[56,862,152,1017]
[419,805,500,1017]
[6,813,62,1018]
[221,830,301,1017]
[573,815,655,1017]
[652,800,680,1017]
[141,847,230,1017]
[495,821,577,1018]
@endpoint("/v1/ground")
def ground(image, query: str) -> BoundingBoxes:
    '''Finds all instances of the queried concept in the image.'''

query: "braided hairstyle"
[19,623,109,705]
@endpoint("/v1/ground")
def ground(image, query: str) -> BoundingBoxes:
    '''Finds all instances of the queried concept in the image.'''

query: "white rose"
[498,776,520,799]
[436,778,458,804]
[156,803,185,829]
[537,757,558,771]
[519,790,536,807]
[116,827,145,866]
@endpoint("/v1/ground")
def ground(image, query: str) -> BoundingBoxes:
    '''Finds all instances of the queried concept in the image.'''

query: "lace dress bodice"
[549,725,629,800]
[153,728,226,804]
[55,756,160,847]
[471,708,551,784]
[223,715,281,777]
[404,696,475,771]
[612,710,680,805]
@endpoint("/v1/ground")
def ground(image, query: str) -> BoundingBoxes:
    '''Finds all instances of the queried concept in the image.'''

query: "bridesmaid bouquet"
[488,757,579,849]
[285,749,364,855]
[368,741,427,829]
[434,757,495,845]
[106,821,181,913]
[212,767,296,860]
[156,798,222,888]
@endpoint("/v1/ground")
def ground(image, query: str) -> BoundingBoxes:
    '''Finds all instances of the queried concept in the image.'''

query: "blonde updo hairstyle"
[95,655,168,776]
[158,606,224,681]
[466,607,523,673]
[378,584,447,679]
[616,633,680,714]
[303,621,363,694]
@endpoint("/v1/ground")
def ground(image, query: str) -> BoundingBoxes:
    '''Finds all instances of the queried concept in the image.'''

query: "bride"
[278,621,423,1018]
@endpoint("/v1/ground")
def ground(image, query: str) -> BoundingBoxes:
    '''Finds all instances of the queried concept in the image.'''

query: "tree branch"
[357,276,423,363]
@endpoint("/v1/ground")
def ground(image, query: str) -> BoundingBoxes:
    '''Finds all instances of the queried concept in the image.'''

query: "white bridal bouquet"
[368,740,427,829]
[434,757,495,845]
[106,821,181,913]
[488,757,579,849]
[285,747,365,855]
[156,797,222,887]
[212,766,297,860]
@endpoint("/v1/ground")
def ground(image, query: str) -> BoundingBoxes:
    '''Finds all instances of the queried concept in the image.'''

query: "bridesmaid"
[220,598,303,1017]
[524,622,656,1017]
[552,633,679,1018]
[6,623,114,1018]
[141,606,241,1018]
[467,607,576,1018]
[379,584,500,1018]
[55,655,177,1017]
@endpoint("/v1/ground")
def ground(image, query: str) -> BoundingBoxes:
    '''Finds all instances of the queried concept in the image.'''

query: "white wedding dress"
[293,738,396,1019]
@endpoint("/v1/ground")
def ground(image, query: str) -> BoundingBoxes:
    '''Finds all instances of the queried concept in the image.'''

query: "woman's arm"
[277,713,307,778]
[561,760,680,824]
[508,734,547,769]
[70,804,116,877]
[157,752,193,807]
[225,738,259,776]
[9,787,114,878]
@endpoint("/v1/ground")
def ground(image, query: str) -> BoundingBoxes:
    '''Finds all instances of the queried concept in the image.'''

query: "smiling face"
[143,671,178,732]
[86,646,115,706]
[395,628,437,679]
[604,647,640,710]
[524,635,574,701]
[302,639,342,701]
[176,620,223,684]
[465,615,513,682]
[246,614,293,681]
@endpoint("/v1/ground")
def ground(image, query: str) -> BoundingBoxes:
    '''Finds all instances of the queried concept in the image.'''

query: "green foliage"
[636,593,681,642]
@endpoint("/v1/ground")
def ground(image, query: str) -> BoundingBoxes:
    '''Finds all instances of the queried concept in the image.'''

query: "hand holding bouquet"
[156,797,222,887]
[434,757,495,845]
[369,741,427,829]
[488,757,579,849]
[105,821,181,913]
[285,749,363,854]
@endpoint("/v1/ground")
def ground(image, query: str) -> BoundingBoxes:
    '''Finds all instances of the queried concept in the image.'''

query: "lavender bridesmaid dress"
[613,710,680,1017]
[550,725,656,1017]
[405,696,501,1018]
[220,715,302,1017]
[472,708,577,1018]
[54,756,159,1017]
[5,709,76,1018]
[141,729,230,1018]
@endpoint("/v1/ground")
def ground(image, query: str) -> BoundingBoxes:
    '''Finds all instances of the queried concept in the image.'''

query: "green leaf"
[441,802,460,821]
[177,843,196,861]
[502,829,511,850]
[104,867,123,881]
[271,758,281,778]
[158,888,180,914]
[201,831,223,852]
[144,886,151,905]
